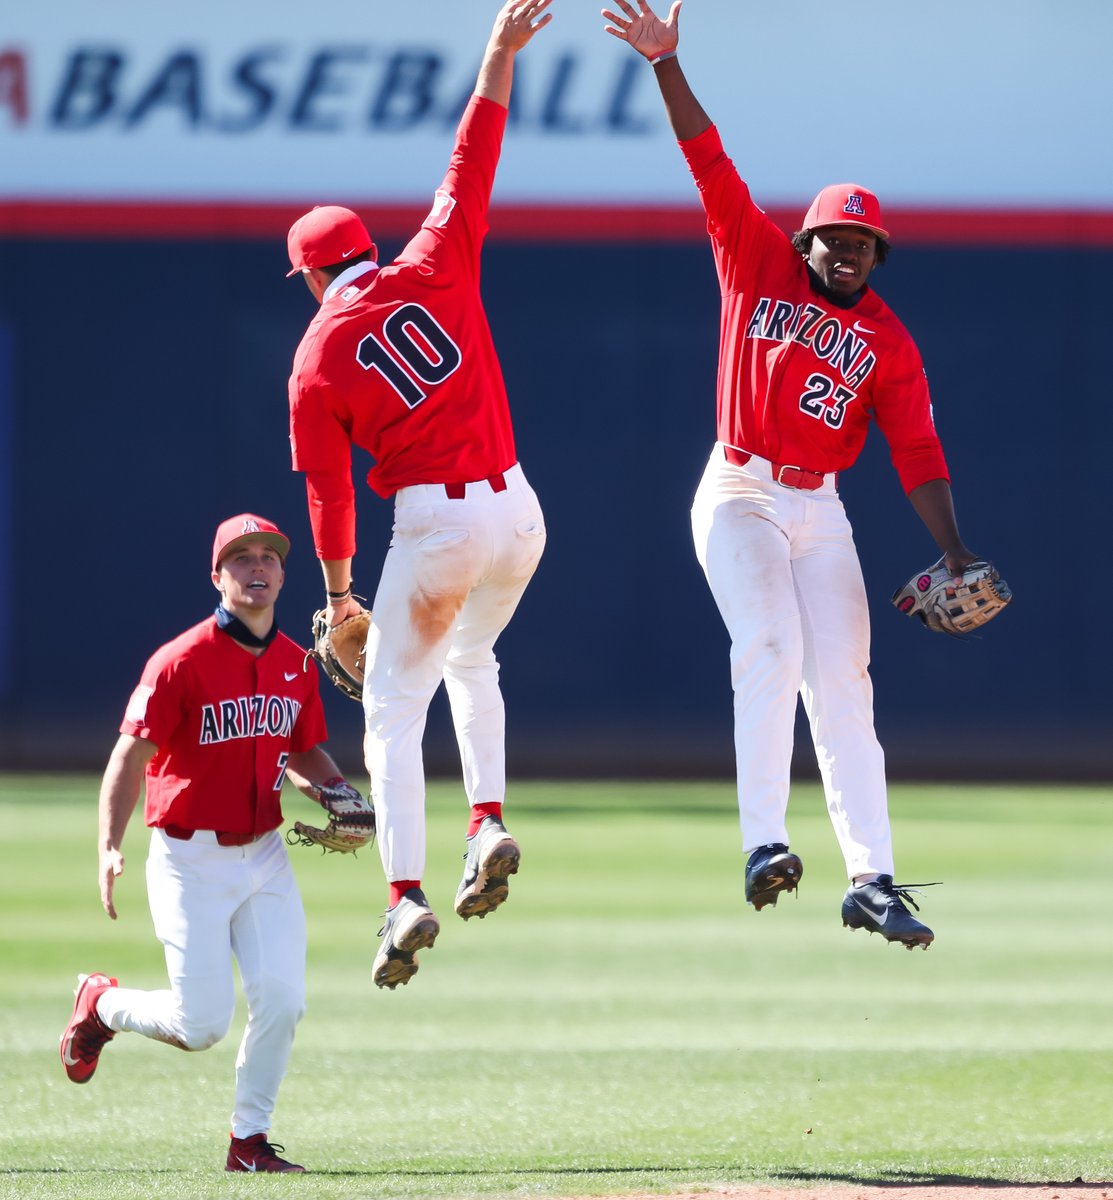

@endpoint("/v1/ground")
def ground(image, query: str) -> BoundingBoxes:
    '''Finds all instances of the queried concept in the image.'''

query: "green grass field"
[1,776,1111,1199]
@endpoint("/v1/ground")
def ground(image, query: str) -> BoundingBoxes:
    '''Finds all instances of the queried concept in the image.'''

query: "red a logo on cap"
[843,194,866,217]
[242,519,260,534]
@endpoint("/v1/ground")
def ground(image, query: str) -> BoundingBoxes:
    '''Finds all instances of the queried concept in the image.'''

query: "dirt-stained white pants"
[97,828,306,1139]
[363,462,546,883]
[690,444,894,880]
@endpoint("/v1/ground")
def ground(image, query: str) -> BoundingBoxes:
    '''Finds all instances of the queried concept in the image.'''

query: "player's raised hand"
[479,0,554,106]
[602,0,681,60]
[491,0,554,53]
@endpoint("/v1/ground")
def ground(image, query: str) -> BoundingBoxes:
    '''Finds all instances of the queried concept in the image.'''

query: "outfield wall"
[0,232,1109,779]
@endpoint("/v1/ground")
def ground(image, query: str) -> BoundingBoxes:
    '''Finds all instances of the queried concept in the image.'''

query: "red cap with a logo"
[285,205,374,277]
[212,514,290,571]
[801,183,890,240]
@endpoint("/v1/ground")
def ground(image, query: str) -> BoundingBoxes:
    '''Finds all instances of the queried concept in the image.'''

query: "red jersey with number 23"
[120,617,328,836]
[289,94,516,501]
[680,125,949,494]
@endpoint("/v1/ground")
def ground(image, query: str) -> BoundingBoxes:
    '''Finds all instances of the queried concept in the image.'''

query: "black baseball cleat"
[841,875,940,950]
[744,843,803,910]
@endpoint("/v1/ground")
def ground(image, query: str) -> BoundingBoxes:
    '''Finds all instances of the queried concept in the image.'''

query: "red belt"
[444,472,507,500]
[163,824,264,847]
[722,445,827,491]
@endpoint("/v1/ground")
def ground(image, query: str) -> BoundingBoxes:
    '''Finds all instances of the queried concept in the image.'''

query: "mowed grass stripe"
[0,777,1110,1197]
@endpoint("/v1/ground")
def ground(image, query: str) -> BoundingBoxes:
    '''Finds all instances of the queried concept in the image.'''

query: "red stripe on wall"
[2,199,1113,245]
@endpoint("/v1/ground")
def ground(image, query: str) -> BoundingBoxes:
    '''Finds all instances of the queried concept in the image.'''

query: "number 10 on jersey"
[356,303,462,409]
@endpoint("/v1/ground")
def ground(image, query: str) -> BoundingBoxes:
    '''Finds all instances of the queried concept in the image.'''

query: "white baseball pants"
[690,444,894,880]
[363,462,546,883]
[97,828,306,1139]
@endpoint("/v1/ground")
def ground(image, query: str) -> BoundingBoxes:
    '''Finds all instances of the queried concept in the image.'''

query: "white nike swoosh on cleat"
[235,1157,257,1172]
[61,1043,82,1068]
[853,897,888,925]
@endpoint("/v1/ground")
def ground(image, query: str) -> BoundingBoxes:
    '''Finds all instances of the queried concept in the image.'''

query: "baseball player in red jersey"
[285,1,552,989]
[604,1,989,949]
[59,515,362,1173]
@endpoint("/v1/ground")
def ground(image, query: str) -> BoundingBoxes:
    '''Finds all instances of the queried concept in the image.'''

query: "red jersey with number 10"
[289,95,516,500]
[680,125,948,494]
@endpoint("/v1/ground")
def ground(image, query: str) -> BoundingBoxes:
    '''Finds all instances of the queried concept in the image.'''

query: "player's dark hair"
[317,250,373,279]
[791,229,890,264]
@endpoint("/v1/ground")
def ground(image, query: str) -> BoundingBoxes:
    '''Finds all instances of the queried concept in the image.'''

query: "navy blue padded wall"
[0,236,1108,777]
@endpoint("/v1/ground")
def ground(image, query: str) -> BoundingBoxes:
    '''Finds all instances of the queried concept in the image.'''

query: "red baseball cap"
[212,514,290,571]
[285,205,374,277]
[801,183,890,240]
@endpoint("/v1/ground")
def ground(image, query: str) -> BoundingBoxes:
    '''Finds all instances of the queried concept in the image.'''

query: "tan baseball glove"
[307,608,370,702]
[892,557,1012,636]
[287,779,376,854]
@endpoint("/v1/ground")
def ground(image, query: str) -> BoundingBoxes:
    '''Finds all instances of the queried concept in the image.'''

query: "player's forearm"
[652,57,712,143]
[286,746,347,795]
[319,558,355,601]
[98,735,150,851]
[908,479,975,567]
[475,42,516,108]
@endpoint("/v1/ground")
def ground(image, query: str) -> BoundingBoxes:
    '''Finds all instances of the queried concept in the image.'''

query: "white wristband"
[650,50,677,66]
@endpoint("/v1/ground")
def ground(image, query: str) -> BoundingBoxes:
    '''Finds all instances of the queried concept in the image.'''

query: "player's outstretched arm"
[907,479,978,576]
[476,0,554,109]
[97,734,155,920]
[602,0,710,141]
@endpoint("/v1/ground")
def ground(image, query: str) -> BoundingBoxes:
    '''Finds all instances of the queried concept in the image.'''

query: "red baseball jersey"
[681,125,949,494]
[289,94,517,516]
[121,617,328,836]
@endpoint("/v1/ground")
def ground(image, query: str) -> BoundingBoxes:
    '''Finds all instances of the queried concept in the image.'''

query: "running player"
[603,0,988,948]
[285,1,551,988]
[59,514,358,1172]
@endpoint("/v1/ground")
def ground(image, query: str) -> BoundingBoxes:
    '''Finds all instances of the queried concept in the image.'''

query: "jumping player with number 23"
[603,0,1009,949]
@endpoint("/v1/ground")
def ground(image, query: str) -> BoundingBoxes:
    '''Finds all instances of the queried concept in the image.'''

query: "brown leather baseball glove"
[892,557,1012,636]
[307,608,370,702]
[287,779,376,854]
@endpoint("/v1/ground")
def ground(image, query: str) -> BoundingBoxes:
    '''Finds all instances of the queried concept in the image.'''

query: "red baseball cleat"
[59,972,118,1084]
[226,1133,306,1173]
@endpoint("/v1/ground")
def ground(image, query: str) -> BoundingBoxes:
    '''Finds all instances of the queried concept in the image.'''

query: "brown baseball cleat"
[455,816,521,920]
[372,888,440,989]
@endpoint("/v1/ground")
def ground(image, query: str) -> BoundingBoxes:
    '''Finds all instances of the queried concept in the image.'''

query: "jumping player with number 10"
[285,1,552,989]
